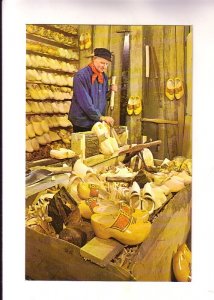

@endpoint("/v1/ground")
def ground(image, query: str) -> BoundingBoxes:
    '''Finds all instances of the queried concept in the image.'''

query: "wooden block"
[71,132,100,159]
[80,237,124,267]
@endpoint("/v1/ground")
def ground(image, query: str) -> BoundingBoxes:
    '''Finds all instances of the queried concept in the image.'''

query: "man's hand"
[111,84,118,92]
[100,116,114,127]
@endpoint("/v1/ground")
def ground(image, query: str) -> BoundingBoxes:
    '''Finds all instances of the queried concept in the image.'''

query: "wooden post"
[176,26,186,155]
[142,26,166,159]
[163,26,178,159]
[182,29,192,158]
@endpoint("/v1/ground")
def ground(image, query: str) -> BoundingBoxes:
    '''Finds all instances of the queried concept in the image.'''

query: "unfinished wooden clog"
[73,159,94,176]
[142,148,154,167]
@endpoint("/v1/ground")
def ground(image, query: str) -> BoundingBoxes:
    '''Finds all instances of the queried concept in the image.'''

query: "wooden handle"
[110,76,116,110]
[119,140,162,155]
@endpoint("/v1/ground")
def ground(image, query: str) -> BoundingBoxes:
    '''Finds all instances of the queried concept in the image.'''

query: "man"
[68,48,117,132]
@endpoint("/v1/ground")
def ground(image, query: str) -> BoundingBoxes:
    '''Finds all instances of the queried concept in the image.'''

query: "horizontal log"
[142,118,178,125]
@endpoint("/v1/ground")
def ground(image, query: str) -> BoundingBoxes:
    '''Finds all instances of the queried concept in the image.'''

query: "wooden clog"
[165,78,175,100]
[127,96,135,115]
[133,96,142,115]
[175,77,184,99]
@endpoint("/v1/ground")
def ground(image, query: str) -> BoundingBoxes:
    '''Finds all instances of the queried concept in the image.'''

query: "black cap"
[94,48,112,62]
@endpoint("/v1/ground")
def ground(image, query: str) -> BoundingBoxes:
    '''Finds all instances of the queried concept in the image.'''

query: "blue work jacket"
[68,66,109,128]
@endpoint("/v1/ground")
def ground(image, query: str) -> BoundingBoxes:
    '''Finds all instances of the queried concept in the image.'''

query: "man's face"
[93,57,109,73]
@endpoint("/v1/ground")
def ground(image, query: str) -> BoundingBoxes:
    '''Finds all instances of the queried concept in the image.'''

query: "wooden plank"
[25,174,70,198]
[127,25,143,144]
[131,186,191,281]
[186,30,192,116]
[93,25,110,49]
[142,118,178,125]
[182,115,192,158]
[163,26,178,159]
[26,227,133,281]
[176,26,186,155]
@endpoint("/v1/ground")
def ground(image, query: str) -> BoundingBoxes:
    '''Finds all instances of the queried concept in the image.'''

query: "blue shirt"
[68,66,109,128]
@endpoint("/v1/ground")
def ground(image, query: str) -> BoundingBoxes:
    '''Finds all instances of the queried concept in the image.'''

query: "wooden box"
[26,188,191,281]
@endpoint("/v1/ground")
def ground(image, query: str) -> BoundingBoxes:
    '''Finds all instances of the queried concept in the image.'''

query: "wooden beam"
[127,25,143,144]
[164,26,178,159]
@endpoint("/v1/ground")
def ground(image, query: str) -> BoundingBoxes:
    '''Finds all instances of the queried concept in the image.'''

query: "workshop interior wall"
[78,25,192,159]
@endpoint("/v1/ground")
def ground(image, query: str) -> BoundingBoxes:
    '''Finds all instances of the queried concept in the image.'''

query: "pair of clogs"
[142,182,168,212]
[173,243,191,282]
[92,122,119,156]
[76,181,152,245]
[165,77,184,100]
[127,96,142,115]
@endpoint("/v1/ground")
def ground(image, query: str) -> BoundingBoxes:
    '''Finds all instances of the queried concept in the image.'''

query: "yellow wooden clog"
[77,182,100,200]
[175,77,184,100]
[91,210,151,245]
[84,32,92,49]
[79,33,85,50]
[133,96,142,115]
[172,244,191,282]
[165,78,175,100]
[127,96,135,115]
[78,198,99,219]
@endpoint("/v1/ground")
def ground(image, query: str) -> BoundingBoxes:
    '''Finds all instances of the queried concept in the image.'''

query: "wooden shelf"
[26,81,73,88]
[26,66,77,75]
[41,24,78,37]
[26,98,72,101]
[26,112,71,116]
[26,50,79,63]
[26,33,78,50]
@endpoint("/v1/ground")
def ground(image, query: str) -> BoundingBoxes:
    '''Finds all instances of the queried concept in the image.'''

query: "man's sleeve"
[73,74,102,121]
